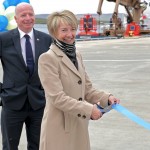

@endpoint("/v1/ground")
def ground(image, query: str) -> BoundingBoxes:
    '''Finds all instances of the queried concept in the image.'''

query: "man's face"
[14,4,35,33]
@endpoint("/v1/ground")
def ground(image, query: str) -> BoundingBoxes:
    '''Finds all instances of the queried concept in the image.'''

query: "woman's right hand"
[91,104,103,120]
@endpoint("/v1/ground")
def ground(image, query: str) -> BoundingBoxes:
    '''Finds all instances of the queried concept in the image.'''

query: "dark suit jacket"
[0,28,52,110]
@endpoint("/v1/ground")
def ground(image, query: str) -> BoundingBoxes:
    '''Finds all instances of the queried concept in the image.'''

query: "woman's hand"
[91,104,103,120]
[108,95,120,105]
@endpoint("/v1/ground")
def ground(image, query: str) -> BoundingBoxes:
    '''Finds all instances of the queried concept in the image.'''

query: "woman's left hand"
[108,95,120,105]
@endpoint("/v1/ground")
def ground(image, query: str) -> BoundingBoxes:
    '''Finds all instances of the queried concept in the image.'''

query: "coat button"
[78,97,82,101]
[77,114,81,117]
[82,115,86,119]
[78,80,82,84]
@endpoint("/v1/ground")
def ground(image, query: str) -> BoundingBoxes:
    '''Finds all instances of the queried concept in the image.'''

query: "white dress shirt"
[19,29,35,65]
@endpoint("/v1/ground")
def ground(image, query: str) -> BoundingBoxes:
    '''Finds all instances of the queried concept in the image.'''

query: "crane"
[97,0,148,36]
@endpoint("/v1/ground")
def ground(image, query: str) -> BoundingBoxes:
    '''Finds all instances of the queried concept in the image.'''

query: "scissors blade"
[96,104,113,114]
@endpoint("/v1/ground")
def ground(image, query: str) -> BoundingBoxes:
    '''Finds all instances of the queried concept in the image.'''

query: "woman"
[38,10,120,150]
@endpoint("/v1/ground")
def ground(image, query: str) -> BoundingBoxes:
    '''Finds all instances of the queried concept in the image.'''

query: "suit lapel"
[34,30,41,65]
[12,29,26,67]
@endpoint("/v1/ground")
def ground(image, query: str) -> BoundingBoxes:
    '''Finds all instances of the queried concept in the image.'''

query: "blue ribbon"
[112,104,150,130]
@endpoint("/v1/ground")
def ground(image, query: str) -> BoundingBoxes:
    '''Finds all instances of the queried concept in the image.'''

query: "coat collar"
[51,44,81,78]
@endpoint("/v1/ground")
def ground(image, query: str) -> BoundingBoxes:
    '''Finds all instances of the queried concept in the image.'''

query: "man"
[0,2,52,150]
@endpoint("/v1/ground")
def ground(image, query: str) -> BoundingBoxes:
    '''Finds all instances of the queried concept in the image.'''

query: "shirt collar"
[18,28,34,39]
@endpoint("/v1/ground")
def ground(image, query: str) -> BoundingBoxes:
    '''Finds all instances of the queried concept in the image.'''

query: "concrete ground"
[0,37,150,150]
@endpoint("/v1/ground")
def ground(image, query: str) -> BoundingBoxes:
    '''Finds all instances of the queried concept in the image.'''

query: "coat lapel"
[51,44,81,78]
[76,53,84,78]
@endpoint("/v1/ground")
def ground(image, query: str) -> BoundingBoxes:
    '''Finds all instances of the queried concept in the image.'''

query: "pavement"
[0,37,150,150]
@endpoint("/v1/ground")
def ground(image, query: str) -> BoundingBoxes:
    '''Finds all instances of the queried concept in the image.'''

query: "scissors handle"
[96,104,105,114]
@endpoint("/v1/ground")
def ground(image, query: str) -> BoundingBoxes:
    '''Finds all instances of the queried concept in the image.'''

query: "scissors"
[96,104,113,114]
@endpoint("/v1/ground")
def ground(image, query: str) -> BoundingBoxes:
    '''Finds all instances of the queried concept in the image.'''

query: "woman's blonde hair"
[47,10,78,38]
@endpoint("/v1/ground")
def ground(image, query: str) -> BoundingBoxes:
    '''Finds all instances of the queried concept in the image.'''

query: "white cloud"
[30,0,126,14]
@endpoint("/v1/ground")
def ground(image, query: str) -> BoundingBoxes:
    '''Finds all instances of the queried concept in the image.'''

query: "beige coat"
[38,44,110,150]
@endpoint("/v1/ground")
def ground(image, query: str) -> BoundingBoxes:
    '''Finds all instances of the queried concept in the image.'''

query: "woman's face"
[55,22,76,44]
